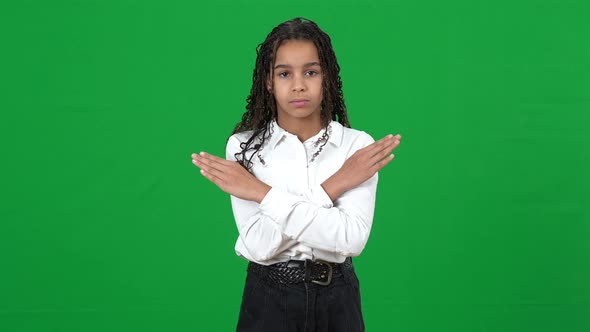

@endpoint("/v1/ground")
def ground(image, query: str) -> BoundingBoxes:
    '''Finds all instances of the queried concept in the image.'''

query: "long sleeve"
[228,194,296,262]
[225,132,378,262]
[226,136,295,262]
[258,172,377,257]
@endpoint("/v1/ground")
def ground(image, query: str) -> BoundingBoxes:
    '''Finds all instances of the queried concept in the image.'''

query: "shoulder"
[225,130,256,161]
[337,122,376,149]
[227,130,256,144]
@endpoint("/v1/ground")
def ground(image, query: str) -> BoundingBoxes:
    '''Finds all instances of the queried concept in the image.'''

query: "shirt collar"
[267,118,343,150]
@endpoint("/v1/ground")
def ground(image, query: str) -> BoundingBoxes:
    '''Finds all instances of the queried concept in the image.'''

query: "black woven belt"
[248,257,353,286]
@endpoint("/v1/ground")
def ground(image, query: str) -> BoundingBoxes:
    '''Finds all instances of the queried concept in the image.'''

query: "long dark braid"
[230,17,351,172]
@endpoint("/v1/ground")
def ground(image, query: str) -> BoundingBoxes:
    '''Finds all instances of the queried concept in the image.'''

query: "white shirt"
[225,119,378,265]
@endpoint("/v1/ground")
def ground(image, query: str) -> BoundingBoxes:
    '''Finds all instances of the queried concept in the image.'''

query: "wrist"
[321,172,348,202]
[255,182,272,204]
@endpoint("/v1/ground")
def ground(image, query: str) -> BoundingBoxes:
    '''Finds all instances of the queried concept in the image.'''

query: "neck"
[276,115,324,143]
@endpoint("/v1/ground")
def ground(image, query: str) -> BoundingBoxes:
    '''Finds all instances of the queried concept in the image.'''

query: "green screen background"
[1,0,589,331]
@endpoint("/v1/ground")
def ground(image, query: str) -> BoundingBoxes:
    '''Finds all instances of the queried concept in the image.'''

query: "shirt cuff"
[259,187,294,221]
[307,184,334,208]
[259,185,334,222]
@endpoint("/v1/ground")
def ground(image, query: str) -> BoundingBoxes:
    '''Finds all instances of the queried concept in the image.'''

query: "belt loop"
[304,259,312,283]
[342,257,355,284]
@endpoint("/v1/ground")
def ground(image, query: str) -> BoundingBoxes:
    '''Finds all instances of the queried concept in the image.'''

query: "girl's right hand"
[336,134,401,191]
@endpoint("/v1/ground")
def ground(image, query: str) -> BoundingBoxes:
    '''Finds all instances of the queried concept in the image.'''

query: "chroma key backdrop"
[0,0,589,331]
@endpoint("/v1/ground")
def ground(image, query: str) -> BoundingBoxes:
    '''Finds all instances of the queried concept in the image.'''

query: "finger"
[369,139,400,165]
[192,152,230,169]
[363,134,402,156]
[365,134,400,155]
[199,152,235,167]
[192,158,223,180]
[194,154,227,174]
[378,133,401,141]
[368,136,399,159]
[200,168,224,187]
[198,162,227,184]
[359,137,388,157]
[371,154,395,173]
[192,157,203,168]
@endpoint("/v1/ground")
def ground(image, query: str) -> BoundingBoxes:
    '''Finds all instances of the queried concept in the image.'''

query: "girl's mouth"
[290,100,309,107]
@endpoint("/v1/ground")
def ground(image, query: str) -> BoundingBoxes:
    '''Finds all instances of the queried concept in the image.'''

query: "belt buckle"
[311,259,333,286]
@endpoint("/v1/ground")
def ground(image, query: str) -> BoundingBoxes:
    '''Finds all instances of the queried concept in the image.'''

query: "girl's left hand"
[191,152,271,203]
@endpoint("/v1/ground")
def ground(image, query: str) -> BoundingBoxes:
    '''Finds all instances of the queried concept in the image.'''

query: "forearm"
[257,173,378,256]
[320,172,350,202]
[254,182,272,204]
[254,174,347,204]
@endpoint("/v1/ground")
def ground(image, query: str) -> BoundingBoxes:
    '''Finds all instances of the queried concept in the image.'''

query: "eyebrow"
[274,62,321,70]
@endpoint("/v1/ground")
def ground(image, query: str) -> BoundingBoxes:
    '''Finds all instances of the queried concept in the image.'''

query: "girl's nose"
[292,75,306,91]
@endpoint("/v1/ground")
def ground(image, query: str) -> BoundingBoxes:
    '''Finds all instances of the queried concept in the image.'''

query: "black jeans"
[236,261,365,331]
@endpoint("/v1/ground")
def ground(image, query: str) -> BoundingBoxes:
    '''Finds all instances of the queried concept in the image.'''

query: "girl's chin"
[281,110,320,119]
[278,106,320,116]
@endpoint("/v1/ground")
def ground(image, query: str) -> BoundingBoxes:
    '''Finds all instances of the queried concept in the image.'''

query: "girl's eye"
[277,70,320,78]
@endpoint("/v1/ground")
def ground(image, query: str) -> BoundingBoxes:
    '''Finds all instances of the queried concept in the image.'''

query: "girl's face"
[268,39,323,124]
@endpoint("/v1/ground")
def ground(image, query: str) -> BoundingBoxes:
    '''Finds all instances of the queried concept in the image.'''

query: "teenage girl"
[191,17,401,331]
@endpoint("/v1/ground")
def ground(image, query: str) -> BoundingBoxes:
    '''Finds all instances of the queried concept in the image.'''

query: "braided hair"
[230,17,351,172]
